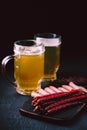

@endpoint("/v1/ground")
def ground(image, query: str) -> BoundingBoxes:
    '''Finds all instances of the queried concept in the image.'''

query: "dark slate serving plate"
[20,76,87,124]
[20,96,86,124]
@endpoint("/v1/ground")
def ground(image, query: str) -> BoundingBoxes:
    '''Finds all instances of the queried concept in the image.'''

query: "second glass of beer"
[34,33,61,81]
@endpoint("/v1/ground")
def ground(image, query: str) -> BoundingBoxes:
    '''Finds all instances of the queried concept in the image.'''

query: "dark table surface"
[0,59,87,130]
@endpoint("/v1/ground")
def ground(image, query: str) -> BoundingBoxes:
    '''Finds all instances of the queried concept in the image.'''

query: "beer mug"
[1,40,45,95]
[34,33,61,81]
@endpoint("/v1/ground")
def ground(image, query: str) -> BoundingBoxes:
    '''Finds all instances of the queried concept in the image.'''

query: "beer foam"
[14,44,45,55]
[36,38,61,47]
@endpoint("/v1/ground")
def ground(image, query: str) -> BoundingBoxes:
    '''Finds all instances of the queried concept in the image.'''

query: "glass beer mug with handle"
[34,33,61,81]
[1,40,45,95]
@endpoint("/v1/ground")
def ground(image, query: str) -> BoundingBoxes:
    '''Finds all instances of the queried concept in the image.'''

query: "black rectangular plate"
[20,96,85,124]
[20,75,87,124]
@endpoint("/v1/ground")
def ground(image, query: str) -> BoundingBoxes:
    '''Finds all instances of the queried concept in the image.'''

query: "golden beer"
[35,33,61,81]
[44,45,60,80]
[1,40,45,95]
[14,53,44,95]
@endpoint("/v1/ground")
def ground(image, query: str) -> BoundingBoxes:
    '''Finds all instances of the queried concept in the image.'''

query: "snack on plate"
[31,82,87,115]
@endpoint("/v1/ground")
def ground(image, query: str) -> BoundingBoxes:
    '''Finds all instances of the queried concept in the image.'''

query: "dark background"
[0,1,87,75]
[0,1,87,129]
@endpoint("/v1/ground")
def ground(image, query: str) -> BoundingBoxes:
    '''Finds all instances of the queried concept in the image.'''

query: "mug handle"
[1,55,17,87]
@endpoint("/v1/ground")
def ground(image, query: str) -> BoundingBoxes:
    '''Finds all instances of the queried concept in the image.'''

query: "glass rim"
[14,39,45,55]
[14,39,37,47]
[34,33,61,39]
